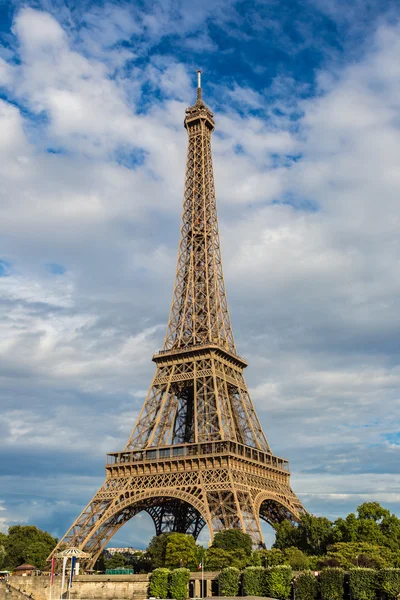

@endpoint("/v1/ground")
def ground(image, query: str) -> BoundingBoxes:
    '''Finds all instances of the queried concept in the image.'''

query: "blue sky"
[1,0,400,549]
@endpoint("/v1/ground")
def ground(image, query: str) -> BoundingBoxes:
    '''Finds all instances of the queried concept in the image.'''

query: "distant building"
[105,548,144,557]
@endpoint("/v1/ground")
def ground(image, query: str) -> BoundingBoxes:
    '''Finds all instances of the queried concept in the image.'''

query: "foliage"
[149,567,170,598]
[319,567,345,600]
[273,502,400,570]
[332,503,400,552]
[164,534,197,569]
[204,548,233,570]
[274,514,333,555]
[147,533,173,569]
[204,547,247,571]
[168,568,190,600]
[306,556,320,570]
[242,566,265,596]
[283,547,309,570]
[293,571,318,600]
[264,565,292,600]
[252,548,287,567]
[378,568,400,599]
[218,567,240,597]
[319,541,392,569]
[4,525,58,570]
[105,553,127,570]
[358,502,391,522]
[127,551,152,573]
[212,529,253,556]
[348,568,377,600]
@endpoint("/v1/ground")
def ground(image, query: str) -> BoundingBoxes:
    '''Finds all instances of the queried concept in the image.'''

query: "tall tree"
[211,529,253,556]
[164,534,197,569]
[147,533,172,569]
[5,525,58,570]
[274,514,333,555]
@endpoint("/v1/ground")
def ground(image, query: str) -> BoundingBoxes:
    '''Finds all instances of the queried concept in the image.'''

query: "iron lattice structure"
[50,79,304,567]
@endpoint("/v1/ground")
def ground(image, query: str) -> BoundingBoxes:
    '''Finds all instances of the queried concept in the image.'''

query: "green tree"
[283,547,309,570]
[252,548,287,567]
[105,553,127,570]
[212,529,252,556]
[274,520,299,550]
[164,533,197,569]
[147,533,172,568]
[127,551,152,573]
[274,514,333,555]
[357,502,390,522]
[205,547,236,571]
[0,533,7,570]
[333,514,359,543]
[5,525,58,570]
[319,542,393,570]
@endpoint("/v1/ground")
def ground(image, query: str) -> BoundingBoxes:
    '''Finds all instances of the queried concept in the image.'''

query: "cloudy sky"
[1,0,400,549]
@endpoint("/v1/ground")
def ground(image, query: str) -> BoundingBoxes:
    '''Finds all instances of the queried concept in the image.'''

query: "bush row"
[149,566,400,600]
[149,567,190,600]
[218,566,400,600]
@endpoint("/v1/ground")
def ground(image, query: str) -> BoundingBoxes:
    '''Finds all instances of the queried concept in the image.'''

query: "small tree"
[242,566,265,596]
[293,572,318,600]
[264,565,292,600]
[169,568,190,600]
[149,568,170,598]
[348,568,377,600]
[319,567,344,600]
[218,567,240,597]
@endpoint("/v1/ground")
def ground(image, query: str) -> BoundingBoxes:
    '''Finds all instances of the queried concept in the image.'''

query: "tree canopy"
[1,525,58,571]
[211,529,253,556]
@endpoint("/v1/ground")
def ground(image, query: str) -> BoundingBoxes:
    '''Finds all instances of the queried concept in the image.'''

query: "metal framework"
[50,75,304,567]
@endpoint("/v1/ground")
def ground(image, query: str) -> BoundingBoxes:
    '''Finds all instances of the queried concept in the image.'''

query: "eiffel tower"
[50,73,304,567]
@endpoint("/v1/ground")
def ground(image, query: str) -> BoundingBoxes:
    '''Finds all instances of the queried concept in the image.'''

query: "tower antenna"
[196,69,202,101]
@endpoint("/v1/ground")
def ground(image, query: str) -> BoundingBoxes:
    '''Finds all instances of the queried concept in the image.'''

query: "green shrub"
[149,567,170,598]
[319,567,344,600]
[293,571,318,600]
[218,567,240,597]
[349,568,377,600]
[168,568,190,600]
[264,565,292,600]
[379,568,400,599]
[242,566,265,596]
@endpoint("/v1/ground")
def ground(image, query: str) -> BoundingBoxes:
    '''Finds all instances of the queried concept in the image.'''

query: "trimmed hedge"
[149,567,170,598]
[379,568,400,599]
[349,568,377,600]
[294,571,318,600]
[218,567,241,597]
[169,568,190,600]
[264,565,292,600]
[319,567,344,600]
[242,566,265,596]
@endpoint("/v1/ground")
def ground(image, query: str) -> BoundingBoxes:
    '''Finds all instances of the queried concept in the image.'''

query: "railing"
[106,440,289,472]
[153,342,247,366]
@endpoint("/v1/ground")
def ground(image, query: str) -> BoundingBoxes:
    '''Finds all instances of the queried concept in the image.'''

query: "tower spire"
[196,69,202,102]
